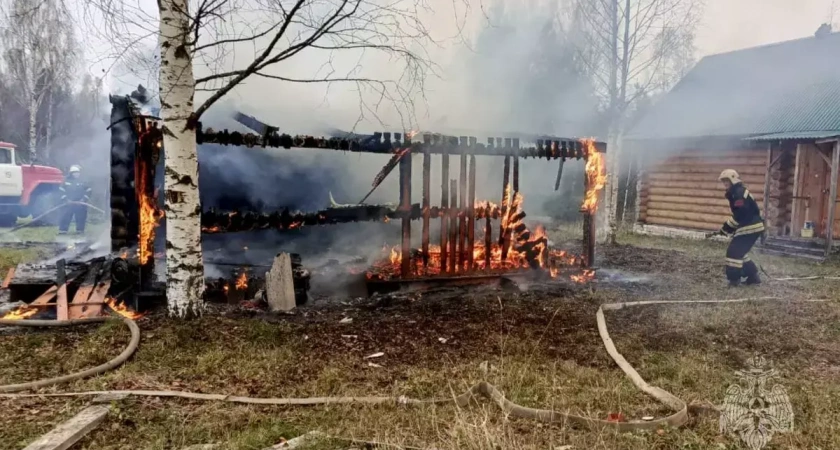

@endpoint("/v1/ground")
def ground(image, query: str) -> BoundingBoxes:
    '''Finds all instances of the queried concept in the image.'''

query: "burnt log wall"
[109,96,139,252]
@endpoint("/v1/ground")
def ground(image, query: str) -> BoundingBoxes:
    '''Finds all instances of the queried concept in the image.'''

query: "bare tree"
[0,0,77,161]
[84,0,438,318]
[570,0,700,243]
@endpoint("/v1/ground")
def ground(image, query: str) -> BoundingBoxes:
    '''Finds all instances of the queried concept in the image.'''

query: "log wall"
[638,148,771,232]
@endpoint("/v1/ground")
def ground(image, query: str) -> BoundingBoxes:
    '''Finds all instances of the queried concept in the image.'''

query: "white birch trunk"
[45,89,53,162]
[28,95,38,161]
[159,0,205,318]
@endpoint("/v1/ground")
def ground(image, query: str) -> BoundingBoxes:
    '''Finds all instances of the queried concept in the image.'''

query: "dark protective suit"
[58,178,92,234]
[719,182,765,284]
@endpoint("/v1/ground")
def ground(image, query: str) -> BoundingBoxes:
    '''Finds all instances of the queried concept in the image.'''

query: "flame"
[105,297,145,319]
[223,283,230,294]
[1,305,38,320]
[406,130,419,139]
[136,131,165,265]
[571,270,595,283]
[235,271,248,290]
[581,139,606,213]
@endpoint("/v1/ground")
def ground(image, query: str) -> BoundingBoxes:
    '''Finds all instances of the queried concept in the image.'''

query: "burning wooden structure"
[102,90,606,304]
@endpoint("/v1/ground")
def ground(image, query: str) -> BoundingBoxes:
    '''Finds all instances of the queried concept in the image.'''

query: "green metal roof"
[743,130,840,141]
[626,32,840,141]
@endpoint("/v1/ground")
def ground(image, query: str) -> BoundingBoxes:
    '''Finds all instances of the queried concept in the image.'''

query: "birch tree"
[0,0,76,161]
[570,0,700,243]
[86,0,437,318]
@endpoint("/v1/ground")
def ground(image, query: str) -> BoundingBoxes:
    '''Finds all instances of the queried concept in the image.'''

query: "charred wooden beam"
[467,154,477,270]
[448,180,458,272]
[196,125,607,159]
[109,95,140,252]
[583,213,595,268]
[458,141,468,269]
[399,151,412,278]
[484,215,492,270]
[440,140,450,273]
[499,155,511,251]
[422,145,431,267]
[554,159,565,191]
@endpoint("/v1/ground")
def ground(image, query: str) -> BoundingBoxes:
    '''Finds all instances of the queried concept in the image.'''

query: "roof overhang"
[742,131,840,142]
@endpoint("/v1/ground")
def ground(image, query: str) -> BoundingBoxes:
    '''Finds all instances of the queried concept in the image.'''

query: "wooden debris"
[2,267,15,288]
[22,405,109,450]
[55,260,68,321]
[265,253,296,312]
[70,261,102,319]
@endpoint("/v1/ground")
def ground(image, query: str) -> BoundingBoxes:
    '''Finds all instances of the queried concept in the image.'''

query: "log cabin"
[624,26,840,260]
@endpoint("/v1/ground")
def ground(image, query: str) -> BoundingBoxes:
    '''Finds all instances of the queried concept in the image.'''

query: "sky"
[75,0,839,130]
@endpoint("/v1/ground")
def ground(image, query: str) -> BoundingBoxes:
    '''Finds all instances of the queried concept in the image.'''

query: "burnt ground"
[2,232,840,449]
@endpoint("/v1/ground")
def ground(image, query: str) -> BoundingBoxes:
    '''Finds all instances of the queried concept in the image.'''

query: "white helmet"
[718,169,740,184]
[69,165,81,174]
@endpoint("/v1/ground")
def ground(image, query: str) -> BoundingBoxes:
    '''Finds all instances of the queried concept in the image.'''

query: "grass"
[2,231,840,449]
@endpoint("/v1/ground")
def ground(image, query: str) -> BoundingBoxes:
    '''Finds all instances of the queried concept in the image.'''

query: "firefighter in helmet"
[58,165,92,235]
[706,169,765,286]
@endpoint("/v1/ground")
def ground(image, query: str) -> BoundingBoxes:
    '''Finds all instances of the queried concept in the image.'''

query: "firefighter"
[705,169,765,286]
[58,165,92,235]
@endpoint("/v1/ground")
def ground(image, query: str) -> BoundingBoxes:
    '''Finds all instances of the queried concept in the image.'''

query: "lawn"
[1,231,839,450]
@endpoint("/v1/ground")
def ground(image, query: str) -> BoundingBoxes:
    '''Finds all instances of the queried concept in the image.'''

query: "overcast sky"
[77,0,839,131]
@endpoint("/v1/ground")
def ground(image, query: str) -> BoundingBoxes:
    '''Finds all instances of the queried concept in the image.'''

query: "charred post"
[499,153,511,253]
[109,95,139,252]
[448,180,458,272]
[458,138,468,269]
[467,153,477,270]
[440,138,450,273]
[484,215,492,270]
[399,150,412,277]
[421,142,431,267]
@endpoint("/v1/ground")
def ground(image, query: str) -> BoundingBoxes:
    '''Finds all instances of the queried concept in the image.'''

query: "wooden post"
[399,152,412,277]
[266,253,296,312]
[422,147,431,268]
[762,142,772,236]
[791,143,802,234]
[467,155,476,270]
[826,140,839,258]
[56,259,68,321]
[449,180,458,272]
[458,146,468,269]
[484,215,492,270]
[513,155,520,193]
[440,145,449,273]
[499,154,510,255]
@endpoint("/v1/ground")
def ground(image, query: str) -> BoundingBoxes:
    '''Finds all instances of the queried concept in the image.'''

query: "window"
[0,148,12,164]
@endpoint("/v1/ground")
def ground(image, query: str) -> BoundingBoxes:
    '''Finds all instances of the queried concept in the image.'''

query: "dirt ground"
[1,232,840,449]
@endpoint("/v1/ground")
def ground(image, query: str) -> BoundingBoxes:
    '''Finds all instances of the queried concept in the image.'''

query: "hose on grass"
[2,201,107,235]
[0,316,140,393]
[5,297,830,431]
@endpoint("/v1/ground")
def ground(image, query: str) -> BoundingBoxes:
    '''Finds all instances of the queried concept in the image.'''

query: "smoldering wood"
[513,156,520,193]
[499,156,510,251]
[56,259,68,321]
[554,159,565,191]
[197,125,606,159]
[399,153,412,277]
[359,148,411,204]
[458,151,467,269]
[484,215,492,269]
[448,180,458,272]
[467,155,477,269]
[422,147,431,267]
[440,148,450,273]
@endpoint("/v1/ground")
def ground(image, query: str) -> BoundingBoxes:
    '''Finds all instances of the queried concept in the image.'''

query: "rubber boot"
[744,274,761,286]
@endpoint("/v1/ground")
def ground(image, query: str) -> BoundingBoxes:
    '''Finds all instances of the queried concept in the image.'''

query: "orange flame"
[1,305,38,320]
[235,271,248,290]
[105,297,145,319]
[406,130,419,139]
[581,139,606,213]
[136,131,165,265]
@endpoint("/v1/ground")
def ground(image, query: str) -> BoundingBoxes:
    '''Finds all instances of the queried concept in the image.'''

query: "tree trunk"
[28,95,38,162]
[45,89,53,162]
[159,0,204,318]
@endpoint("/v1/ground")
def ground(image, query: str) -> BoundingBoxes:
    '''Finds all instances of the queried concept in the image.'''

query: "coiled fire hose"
[7,297,829,432]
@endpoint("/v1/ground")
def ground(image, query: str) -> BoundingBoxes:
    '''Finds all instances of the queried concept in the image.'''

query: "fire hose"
[0,201,106,236]
[7,297,831,432]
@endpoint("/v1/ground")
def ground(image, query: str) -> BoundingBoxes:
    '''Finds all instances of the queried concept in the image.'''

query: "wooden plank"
[81,280,110,319]
[22,405,109,450]
[2,267,15,288]
[763,142,772,230]
[647,187,764,201]
[646,209,729,224]
[70,262,101,319]
[266,253,296,312]
[791,144,802,233]
[644,216,720,231]
[55,260,69,321]
[645,179,764,192]
[647,201,733,216]
[826,141,839,257]
[646,172,765,184]
[649,165,768,175]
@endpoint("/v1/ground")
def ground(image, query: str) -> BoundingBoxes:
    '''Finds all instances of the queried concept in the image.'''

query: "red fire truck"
[0,141,64,226]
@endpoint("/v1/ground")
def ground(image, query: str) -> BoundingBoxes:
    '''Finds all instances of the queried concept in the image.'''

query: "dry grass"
[2,232,840,449]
